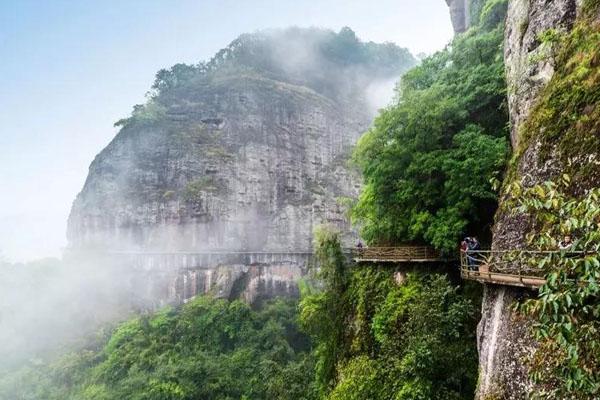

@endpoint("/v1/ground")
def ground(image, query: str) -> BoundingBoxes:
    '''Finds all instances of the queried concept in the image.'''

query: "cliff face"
[68,28,415,303]
[69,76,363,252]
[477,1,597,398]
[446,0,471,33]
[504,0,581,147]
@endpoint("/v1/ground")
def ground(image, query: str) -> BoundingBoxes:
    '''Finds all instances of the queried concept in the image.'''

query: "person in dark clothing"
[356,240,364,257]
[466,237,480,271]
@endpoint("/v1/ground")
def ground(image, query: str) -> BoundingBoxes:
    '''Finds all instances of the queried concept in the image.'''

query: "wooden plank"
[461,269,546,289]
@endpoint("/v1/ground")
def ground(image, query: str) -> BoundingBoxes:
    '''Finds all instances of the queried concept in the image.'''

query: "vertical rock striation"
[67,28,416,304]
[477,0,597,398]
[446,0,471,33]
[504,0,579,147]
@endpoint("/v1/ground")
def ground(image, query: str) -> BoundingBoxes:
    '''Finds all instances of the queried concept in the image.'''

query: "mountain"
[66,27,416,303]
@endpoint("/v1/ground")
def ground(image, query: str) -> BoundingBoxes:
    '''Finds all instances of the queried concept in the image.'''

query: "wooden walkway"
[460,250,547,289]
[351,246,443,263]
[108,247,444,265]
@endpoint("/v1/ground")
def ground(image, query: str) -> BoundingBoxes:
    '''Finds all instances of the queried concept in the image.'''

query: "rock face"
[504,0,580,147]
[69,77,363,252]
[117,251,312,307]
[446,0,471,33]
[68,28,415,304]
[477,1,588,399]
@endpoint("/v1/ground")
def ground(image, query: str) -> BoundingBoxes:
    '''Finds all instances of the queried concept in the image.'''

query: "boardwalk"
[460,250,547,289]
[351,246,443,263]
[108,246,445,268]
[108,250,314,270]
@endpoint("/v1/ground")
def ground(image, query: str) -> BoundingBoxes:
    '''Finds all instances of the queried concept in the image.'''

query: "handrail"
[352,246,442,262]
[106,246,444,263]
[459,249,599,289]
[108,250,315,256]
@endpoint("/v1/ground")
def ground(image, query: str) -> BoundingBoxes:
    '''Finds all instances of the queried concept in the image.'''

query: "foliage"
[0,297,317,400]
[352,0,509,252]
[505,178,600,398]
[479,0,508,30]
[301,230,480,399]
[114,26,416,139]
[114,100,167,128]
[299,227,350,395]
[517,13,600,190]
[144,27,415,103]
[469,0,487,26]
[151,63,204,93]
[183,176,226,202]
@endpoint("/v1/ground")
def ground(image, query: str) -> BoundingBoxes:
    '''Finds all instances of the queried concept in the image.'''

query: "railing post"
[519,252,523,285]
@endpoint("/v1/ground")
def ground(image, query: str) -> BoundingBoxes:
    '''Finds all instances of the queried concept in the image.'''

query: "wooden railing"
[351,246,442,262]
[458,249,587,289]
[107,247,445,267]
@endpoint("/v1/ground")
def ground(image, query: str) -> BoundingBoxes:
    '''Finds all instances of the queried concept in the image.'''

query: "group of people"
[460,236,481,270]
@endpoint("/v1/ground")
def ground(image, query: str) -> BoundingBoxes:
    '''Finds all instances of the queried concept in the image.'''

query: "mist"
[0,27,413,375]
[0,3,454,392]
[0,255,143,371]
[1,0,452,263]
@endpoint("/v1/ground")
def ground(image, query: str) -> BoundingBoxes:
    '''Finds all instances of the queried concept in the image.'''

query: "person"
[559,235,573,250]
[460,238,470,271]
[460,238,469,253]
[467,237,480,271]
[356,240,364,257]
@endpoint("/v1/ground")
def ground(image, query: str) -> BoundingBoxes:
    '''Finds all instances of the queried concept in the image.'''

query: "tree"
[351,1,509,252]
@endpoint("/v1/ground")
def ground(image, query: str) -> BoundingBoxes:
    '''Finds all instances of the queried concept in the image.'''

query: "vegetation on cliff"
[505,178,600,399]
[515,5,600,192]
[300,228,480,399]
[351,0,509,252]
[116,27,416,130]
[499,2,600,397]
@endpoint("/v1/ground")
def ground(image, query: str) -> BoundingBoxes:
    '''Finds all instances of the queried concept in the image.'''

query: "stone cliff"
[446,0,472,33]
[68,27,415,303]
[477,0,598,398]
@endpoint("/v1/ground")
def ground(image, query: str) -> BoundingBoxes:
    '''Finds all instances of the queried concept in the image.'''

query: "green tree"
[352,0,509,252]
[0,297,317,400]
[299,227,350,395]
[300,229,479,400]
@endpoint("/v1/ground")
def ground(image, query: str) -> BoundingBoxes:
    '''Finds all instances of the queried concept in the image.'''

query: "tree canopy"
[0,298,317,400]
[300,228,480,399]
[352,0,509,252]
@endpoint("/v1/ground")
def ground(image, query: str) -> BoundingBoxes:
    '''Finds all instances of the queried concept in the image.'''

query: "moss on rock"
[515,15,600,192]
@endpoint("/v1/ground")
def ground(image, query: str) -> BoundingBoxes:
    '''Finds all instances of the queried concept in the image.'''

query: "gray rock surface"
[505,0,578,147]
[446,0,471,33]
[68,76,365,253]
[476,1,582,398]
[67,28,415,304]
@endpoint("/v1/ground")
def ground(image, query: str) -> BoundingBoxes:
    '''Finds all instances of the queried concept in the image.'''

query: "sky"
[0,0,453,263]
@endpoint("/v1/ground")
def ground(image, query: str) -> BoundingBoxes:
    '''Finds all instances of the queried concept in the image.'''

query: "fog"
[0,0,452,263]
[0,34,405,376]
[0,254,151,372]
[0,1,454,383]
